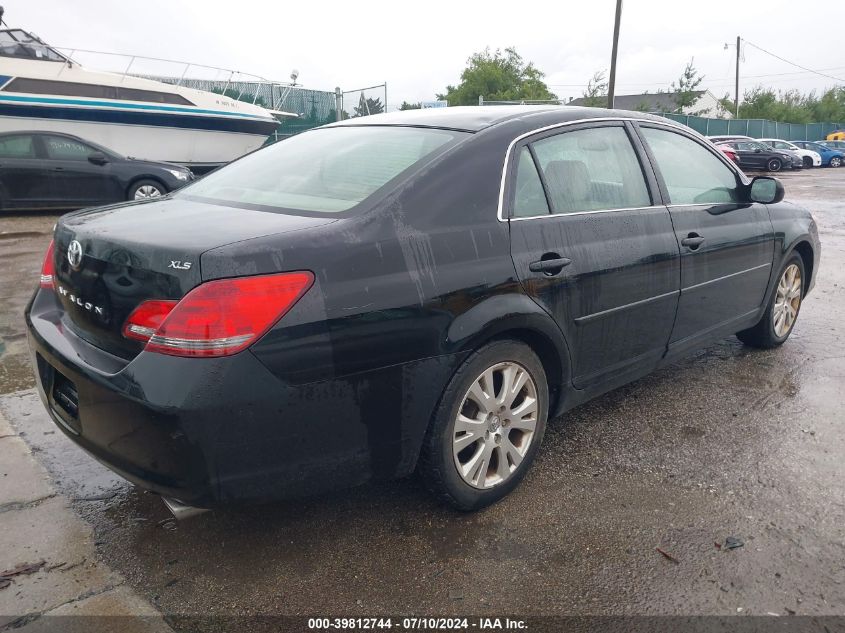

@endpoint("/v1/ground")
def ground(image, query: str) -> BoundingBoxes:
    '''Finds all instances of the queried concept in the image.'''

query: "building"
[568,90,731,118]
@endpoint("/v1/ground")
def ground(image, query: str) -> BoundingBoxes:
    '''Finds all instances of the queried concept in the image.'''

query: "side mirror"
[754,148,762,153]
[88,151,108,165]
[749,176,784,204]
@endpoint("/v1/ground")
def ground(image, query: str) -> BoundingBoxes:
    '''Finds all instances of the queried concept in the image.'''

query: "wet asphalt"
[0,169,843,624]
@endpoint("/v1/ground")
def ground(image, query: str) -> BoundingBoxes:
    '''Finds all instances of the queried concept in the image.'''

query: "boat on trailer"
[0,11,291,170]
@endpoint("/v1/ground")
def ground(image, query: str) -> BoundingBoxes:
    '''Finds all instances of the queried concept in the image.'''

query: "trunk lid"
[53,197,334,359]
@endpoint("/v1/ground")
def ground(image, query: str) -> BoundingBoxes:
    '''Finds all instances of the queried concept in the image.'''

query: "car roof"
[326,105,669,133]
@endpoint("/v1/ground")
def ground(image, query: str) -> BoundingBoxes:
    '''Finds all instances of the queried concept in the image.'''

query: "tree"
[438,47,556,106]
[717,92,736,118]
[398,101,422,110]
[581,71,609,107]
[632,92,653,112]
[352,93,385,117]
[671,59,704,114]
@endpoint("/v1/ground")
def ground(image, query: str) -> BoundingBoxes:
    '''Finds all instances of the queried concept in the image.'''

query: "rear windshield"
[178,126,467,214]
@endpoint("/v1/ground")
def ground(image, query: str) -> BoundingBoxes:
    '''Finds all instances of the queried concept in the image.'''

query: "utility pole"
[335,87,342,122]
[607,0,623,108]
[734,36,741,117]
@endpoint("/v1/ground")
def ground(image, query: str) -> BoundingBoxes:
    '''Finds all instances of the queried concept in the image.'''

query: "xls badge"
[67,240,83,270]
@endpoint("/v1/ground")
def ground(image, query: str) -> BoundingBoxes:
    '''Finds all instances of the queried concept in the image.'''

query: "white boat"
[0,16,290,169]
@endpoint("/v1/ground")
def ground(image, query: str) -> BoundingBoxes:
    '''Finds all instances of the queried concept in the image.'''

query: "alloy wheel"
[134,185,163,200]
[773,263,802,338]
[831,157,842,168]
[452,361,538,489]
[767,159,781,172]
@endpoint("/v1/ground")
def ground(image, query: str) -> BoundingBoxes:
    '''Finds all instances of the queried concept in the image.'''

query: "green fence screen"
[658,113,845,141]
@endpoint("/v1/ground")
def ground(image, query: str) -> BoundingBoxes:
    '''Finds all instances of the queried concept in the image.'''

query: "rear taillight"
[40,240,56,289]
[122,271,314,358]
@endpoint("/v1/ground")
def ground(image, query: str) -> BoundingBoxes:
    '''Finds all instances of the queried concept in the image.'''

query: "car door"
[40,135,122,207]
[507,121,680,389]
[733,141,766,169]
[0,134,53,210]
[636,124,775,356]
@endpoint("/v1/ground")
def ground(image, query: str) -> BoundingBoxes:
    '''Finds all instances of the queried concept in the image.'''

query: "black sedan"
[0,131,193,211]
[26,106,819,513]
[715,139,798,172]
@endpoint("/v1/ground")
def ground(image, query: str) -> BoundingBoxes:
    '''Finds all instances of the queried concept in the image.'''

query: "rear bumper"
[26,289,457,507]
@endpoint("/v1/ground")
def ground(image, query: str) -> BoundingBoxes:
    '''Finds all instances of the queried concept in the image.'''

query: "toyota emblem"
[67,240,83,270]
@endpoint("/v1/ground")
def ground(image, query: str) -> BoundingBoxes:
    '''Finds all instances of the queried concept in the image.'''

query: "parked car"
[791,141,845,167]
[26,106,820,513]
[826,130,845,141]
[717,145,740,164]
[819,140,845,151]
[707,134,752,143]
[0,131,194,211]
[759,138,822,168]
[715,140,797,172]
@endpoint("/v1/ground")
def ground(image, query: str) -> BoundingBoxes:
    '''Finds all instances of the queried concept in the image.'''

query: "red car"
[718,144,739,164]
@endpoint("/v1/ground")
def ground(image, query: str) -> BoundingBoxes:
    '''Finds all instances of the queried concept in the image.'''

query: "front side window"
[641,127,739,204]
[44,136,94,161]
[0,134,36,158]
[529,126,651,215]
[179,126,466,214]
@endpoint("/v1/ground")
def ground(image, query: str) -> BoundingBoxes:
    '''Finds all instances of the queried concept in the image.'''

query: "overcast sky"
[7,0,845,109]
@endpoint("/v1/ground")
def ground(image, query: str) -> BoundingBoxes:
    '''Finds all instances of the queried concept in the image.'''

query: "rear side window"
[512,147,549,217]
[179,126,467,214]
[641,127,739,204]
[44,136,94,160]
[0,134,36,158]
[529,126,651,215]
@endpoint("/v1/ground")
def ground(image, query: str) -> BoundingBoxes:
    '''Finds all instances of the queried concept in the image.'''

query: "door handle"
[681,234,705,250]
[53,167,65,171]
[529,256,572,275]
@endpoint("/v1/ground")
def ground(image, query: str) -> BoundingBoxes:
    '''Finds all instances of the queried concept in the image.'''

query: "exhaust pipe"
[161,496,209,520]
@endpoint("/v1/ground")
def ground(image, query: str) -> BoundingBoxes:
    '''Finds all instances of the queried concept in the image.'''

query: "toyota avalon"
[26,106,820,513]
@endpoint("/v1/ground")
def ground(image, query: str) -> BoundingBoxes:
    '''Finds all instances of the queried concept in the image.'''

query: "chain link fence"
[139,77,390,140]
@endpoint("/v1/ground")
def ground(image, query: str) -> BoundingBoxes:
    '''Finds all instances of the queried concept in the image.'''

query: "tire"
[802,156,813,169]
[736,252,805,349]
[766,158,782,172]
[830,156,842,168]
[128,179,167,201]
[418,340,549,511]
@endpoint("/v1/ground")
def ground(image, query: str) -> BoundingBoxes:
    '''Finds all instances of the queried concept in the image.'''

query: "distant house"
[568,90,731,119]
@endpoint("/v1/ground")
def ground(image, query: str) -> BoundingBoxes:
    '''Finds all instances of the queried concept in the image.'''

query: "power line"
[548,65,845,90]
[742,40,845,83]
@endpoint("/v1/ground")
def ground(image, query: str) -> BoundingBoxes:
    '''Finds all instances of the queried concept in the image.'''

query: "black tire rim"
[767,159,781,172]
